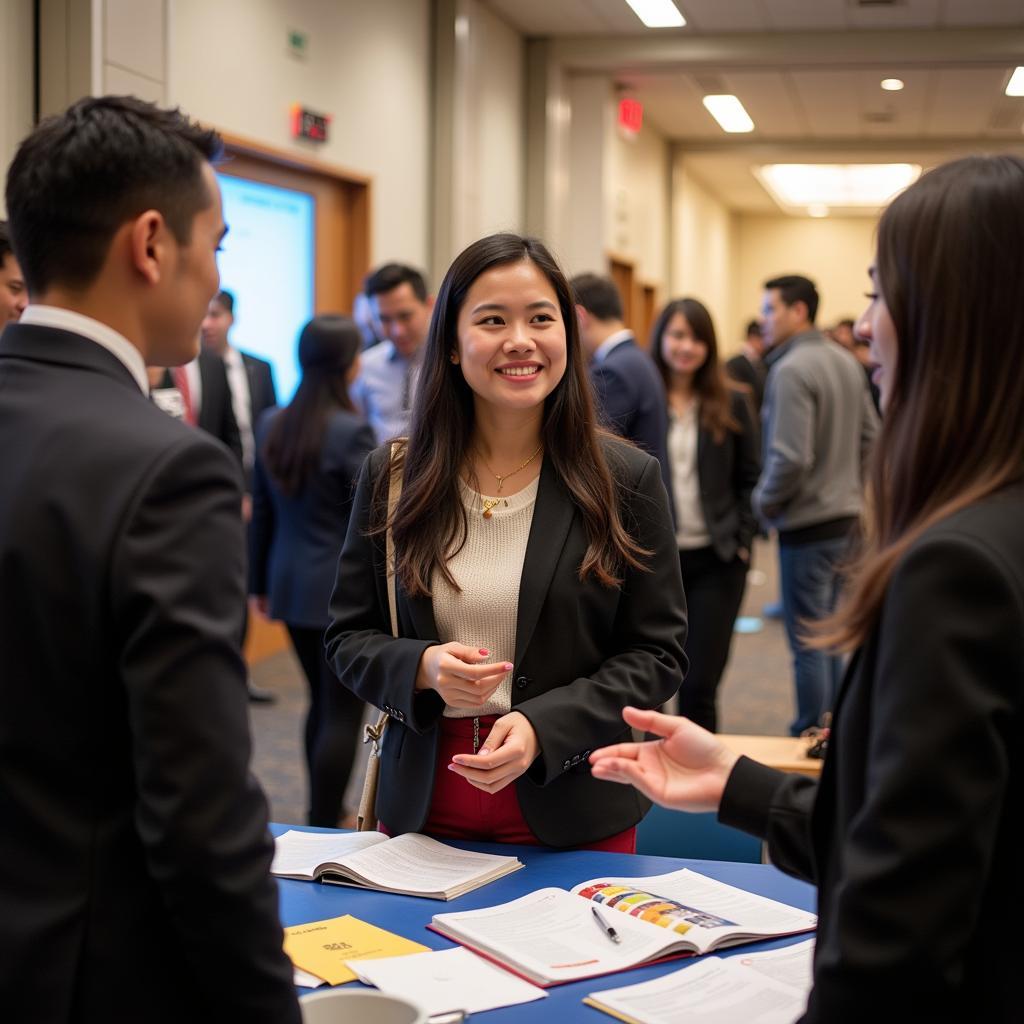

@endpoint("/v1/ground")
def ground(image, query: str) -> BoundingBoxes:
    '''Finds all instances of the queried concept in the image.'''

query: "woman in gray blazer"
[251,315,375,826]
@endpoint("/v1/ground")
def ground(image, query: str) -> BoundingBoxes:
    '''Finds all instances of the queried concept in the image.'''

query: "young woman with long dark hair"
[250,315,375,827]
[326,233,686,850]
[591,154,1024,1020]
[650,298,761,731]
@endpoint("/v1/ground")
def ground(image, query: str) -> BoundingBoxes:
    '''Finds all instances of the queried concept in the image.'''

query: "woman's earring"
[450,352,459,364]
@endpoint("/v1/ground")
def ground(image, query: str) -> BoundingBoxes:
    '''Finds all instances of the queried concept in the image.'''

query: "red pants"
[383,714,635,853]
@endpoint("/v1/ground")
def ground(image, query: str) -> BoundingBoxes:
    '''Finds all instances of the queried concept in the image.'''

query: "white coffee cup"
[300,988,428,1024]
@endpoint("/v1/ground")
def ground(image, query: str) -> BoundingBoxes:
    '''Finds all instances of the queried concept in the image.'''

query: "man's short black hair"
[364,263,428,302]
[764,274,819,324]
[0,220,13,266]
[745,319,762,338]
[569,273,623,322]
[4,95,223,294]
[836,318,855,330]
[214,289,235,314]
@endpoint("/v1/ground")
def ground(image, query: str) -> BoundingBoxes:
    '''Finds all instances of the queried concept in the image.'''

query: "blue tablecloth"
[273,824,816,1022]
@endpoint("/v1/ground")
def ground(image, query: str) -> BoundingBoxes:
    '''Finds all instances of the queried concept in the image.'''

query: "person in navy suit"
[0,95,298,1024]
[591,154,1024,1024]
[570,273,672,502]
[250,314,375,827]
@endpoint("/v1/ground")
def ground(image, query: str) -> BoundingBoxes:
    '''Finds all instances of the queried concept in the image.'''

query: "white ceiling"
[481,0,1024,213]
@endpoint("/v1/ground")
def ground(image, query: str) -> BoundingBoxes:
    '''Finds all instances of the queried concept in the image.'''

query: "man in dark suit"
[725,319,768,413]
[201,288,277,490]
[0,96,299,1023]
[570,273,672,501]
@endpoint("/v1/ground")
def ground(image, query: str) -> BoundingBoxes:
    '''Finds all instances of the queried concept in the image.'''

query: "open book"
[584,939,815,1024]
[429,868,816,986]
[271,829,523,900]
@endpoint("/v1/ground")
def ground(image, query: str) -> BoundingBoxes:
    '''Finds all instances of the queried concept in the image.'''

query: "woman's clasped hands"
[415,642,539,794]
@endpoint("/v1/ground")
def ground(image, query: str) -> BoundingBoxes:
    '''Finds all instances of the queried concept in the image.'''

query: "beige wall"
[169,0,432,271]
[733,215,878,346]
[1,0,36,216]
[606,116,670,292]
[670,158,738,348]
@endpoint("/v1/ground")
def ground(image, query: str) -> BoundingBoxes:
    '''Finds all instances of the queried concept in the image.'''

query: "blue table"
[273,824,816,1022]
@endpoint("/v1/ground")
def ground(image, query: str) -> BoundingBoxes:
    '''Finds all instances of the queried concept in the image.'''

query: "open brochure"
[584,939,815,1024]
[429,868,815,986]
[271,830,523,900]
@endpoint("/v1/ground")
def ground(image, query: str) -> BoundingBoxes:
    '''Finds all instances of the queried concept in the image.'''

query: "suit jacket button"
[562,760,571,771]
[515,676,529,690]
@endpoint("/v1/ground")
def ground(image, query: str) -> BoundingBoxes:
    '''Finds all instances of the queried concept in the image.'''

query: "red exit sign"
[618,98,643,135]
[291,105,330,143]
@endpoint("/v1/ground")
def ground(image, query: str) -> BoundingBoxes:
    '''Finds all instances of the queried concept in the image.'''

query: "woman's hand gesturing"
[589,706,738,814]
[414,643,512,710]
[448,711,539,794]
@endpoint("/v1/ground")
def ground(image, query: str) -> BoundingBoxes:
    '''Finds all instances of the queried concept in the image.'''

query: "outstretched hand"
[589,706,739,814]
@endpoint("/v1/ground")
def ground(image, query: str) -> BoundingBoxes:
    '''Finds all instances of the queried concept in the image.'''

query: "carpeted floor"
[249,537,795,826]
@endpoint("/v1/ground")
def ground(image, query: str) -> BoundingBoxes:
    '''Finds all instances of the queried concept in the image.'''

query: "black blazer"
[325,438,688,847]
[589,337,673,502]
[720,483,1024,1023]
[242,349,278,423]
[670,388,761,562]
[251,406,375,628]
[0,324,298,1024]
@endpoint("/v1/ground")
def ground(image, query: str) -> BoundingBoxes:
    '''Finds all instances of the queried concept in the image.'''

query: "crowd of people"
[0,94,1020,1023]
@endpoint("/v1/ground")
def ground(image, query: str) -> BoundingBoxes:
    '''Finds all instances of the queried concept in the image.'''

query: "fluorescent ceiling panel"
[702,95,755,133]
[1006,67,1024,96]
[755,163,922,208]
[624,0,686,29]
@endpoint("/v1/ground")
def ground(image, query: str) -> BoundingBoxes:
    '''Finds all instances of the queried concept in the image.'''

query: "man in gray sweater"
[755,275,878,735]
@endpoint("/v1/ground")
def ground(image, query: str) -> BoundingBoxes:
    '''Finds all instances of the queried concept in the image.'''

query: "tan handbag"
[356,446,402,832]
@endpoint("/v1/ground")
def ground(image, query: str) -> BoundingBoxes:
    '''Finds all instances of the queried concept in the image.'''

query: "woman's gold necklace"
[476,443,543,519]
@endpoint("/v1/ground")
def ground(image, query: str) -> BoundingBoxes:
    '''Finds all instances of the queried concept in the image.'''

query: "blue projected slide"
[216,173,315,402]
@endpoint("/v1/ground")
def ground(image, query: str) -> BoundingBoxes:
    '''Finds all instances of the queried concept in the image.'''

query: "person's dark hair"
[213,289,234,314]
[4,95,222,295]
[0,220,13,266]
[816,155,1024,651]
[764,274,819,324]
[364,263,428,303]
[745,320,762,338]
[650,298,740,444]
[262,315,361,496]
[377,233,650,596]
[836,318,855,330]
[570,273,624,322]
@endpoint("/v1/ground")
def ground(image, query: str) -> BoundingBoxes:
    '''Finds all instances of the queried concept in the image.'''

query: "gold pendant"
[482,498,500,519]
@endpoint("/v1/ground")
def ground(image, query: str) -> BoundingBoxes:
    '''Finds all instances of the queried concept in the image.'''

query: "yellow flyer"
[284,914,430,985]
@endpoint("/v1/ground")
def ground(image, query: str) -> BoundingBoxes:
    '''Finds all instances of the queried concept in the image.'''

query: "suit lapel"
[514,456,575,665]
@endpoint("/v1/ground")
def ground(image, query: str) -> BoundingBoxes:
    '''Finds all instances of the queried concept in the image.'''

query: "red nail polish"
[479,648,489,655]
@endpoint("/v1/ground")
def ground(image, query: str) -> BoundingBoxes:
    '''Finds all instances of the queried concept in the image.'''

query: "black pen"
[591,905,621,944]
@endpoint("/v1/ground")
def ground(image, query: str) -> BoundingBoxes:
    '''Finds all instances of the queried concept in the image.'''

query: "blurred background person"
[651,297,761,731]
[756,275,878,735]
[352,262,433,442]
[0,220,27,324]
[250,314,374,828]
[571,272,672,500]
[724,319,768,413]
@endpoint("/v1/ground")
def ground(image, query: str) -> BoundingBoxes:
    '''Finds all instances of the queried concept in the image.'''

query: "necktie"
[172,366,196,425]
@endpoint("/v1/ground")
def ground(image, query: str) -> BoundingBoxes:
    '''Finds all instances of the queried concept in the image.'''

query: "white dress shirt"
[19,305,149,394]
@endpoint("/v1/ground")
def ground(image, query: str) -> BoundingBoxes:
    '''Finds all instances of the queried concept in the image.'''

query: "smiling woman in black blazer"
[592,154,1024,1022]
[650,297,760,731]
[325,233,686,850]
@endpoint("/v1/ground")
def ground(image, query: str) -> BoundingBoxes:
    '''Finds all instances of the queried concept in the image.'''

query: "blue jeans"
[779,537,846,735]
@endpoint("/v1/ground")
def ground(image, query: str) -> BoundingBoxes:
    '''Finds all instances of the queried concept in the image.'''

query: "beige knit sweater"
[432,475,539,718]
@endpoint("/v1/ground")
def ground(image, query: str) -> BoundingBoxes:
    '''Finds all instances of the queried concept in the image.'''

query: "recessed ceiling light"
[702,95,754,134]
[1006,67,1024,97]
[807,204,829,218]
[880,78,904,92]
[755,163,922,208]
[624,0,686,29]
